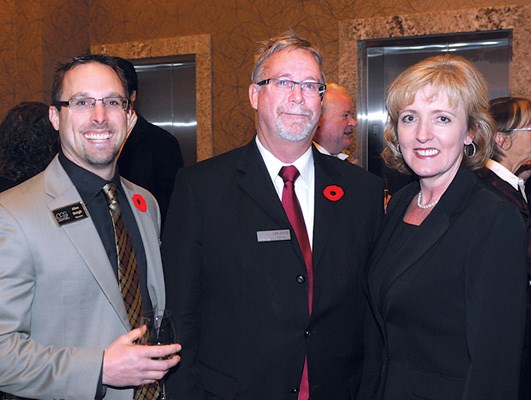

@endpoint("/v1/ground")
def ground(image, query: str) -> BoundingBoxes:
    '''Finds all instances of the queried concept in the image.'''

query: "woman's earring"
[464,141,477,158]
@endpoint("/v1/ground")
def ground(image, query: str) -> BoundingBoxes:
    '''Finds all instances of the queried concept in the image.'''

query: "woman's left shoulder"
[465,180,525,228]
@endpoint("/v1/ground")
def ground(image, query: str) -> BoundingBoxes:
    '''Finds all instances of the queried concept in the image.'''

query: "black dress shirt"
[58,151,153,313]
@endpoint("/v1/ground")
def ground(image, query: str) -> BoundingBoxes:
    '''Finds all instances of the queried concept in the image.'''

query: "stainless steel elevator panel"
[132,56,197,167]
[358,31,511,194]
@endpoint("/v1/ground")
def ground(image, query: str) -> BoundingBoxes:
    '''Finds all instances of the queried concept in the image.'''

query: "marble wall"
[0,0,89,119]
[0,0,529,159]
[339,4,531,166]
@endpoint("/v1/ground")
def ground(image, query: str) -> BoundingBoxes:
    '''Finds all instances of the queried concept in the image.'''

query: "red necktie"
[279,166,313,400]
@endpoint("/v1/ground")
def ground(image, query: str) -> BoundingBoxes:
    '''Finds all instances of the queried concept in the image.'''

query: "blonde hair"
[381,54,495,174]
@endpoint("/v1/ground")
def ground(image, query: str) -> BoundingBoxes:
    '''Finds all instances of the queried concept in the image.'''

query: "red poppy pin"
[132,194,147,212]
[323,185,344,202]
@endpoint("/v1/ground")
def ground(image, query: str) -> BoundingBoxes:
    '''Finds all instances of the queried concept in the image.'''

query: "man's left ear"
[249,83,259,111]
[49,106,60,131]
[126,109,134,130]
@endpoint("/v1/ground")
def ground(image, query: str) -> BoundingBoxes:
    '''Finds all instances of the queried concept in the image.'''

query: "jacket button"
[290,387,299,393]
[296,275,305,284]
[304,330,312,337]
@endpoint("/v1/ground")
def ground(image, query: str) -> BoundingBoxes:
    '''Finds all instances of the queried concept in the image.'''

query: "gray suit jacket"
[0,156,165,400]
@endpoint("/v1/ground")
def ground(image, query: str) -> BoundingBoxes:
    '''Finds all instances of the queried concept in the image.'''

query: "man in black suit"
[162,31,383,400]
[114,57,184,228]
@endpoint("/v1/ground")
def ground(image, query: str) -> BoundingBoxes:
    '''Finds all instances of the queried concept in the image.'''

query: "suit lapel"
[312,149,341,270]
[121,179,165,311]
[44,158,130,330]
[236,141,293,228]
[236,140,313,266]
[370,166,476,312]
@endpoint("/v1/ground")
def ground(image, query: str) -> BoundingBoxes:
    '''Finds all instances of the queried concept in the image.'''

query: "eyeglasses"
[513,127,531,132]
[54,97,129,112]
[256,78,326,98]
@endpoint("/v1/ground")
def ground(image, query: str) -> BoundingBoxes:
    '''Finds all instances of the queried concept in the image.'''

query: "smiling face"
[49,62,130,180]
[315,89,356,155]
[397,85,473,187]
[249,48,322,158]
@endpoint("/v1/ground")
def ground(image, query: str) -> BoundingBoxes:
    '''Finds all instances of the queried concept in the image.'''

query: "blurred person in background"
[477,96,531,400]
[113,56,184,229]
[0,102,60,191]
[313,83,356,161]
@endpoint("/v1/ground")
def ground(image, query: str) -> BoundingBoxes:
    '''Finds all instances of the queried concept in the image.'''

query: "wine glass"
[141,309,176,400]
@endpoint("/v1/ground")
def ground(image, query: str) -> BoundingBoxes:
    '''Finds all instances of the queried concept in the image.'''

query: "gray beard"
[276,119,313,142]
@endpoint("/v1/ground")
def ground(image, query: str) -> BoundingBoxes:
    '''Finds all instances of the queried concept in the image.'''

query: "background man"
[0,54,179,400]
[114,57,184,229]
[162,31,383,400]
[313,83,356,161]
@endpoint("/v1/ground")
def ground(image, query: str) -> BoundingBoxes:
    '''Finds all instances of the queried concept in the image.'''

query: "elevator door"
[359,31,511,194]
[132,55,197,167]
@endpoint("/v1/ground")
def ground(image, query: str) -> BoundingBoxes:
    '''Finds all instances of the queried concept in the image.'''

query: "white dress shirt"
[313,141,349,160]
[255,137,315,248]
[486,159,527,202]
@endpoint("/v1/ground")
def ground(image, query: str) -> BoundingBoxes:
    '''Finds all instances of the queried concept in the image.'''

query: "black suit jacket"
[162,139,384,400]
[477,167,531,260]
[477,167,531,400]
[359,166,527,400]
[118,114,183,227]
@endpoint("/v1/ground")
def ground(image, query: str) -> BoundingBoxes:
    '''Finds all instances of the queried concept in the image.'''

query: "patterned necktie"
[102,183,159,400]
[279,166,313,400]
[102,183,144,328]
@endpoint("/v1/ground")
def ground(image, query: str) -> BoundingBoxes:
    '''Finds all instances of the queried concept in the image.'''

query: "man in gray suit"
[0,54,180,399]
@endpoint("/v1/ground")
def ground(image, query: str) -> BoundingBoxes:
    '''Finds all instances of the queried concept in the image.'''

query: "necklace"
[417,191,439,209]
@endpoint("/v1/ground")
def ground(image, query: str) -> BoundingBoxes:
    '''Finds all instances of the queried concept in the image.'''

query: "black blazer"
[117,114,183,227]
[162,139,384,400]
[477,167,531,400]
[359,166,527,400]
[477,167,531,260]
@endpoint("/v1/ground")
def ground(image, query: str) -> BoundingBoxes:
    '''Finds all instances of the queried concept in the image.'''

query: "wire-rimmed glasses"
[54,96,129,112]
[256,77,326,98]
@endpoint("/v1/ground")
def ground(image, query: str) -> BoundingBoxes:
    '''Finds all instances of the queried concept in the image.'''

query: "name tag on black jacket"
[256,229,291,242]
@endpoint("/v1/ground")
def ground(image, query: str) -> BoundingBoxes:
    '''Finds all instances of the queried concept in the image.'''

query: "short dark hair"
[0,102,60,182]
[113,56,138,94]
[51,54,129,107]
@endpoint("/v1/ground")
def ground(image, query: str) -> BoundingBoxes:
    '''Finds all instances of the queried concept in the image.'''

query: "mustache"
[80,123,116,133]
[277,106,313,117]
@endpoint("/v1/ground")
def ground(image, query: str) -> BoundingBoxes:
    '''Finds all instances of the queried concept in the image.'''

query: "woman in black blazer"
[358,55,528,400]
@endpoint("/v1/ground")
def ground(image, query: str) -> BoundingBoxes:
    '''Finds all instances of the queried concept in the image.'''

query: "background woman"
[477,96,531,400]
[358,55,527,400]
[0,101,59,191]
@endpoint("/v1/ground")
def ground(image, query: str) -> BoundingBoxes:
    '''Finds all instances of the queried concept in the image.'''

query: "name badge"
[257,229,291,242]
[52,202,89,226]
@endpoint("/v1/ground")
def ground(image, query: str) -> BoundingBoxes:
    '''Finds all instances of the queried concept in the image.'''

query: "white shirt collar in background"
[313,141,349,160]
[486,159,527,202]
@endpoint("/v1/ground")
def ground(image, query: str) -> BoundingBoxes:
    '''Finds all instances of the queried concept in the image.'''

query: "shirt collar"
[58,150,121,204]
[313,140,349,160]
[313,141,331,155]
[486,159,522,191]
[255,136,314,184]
